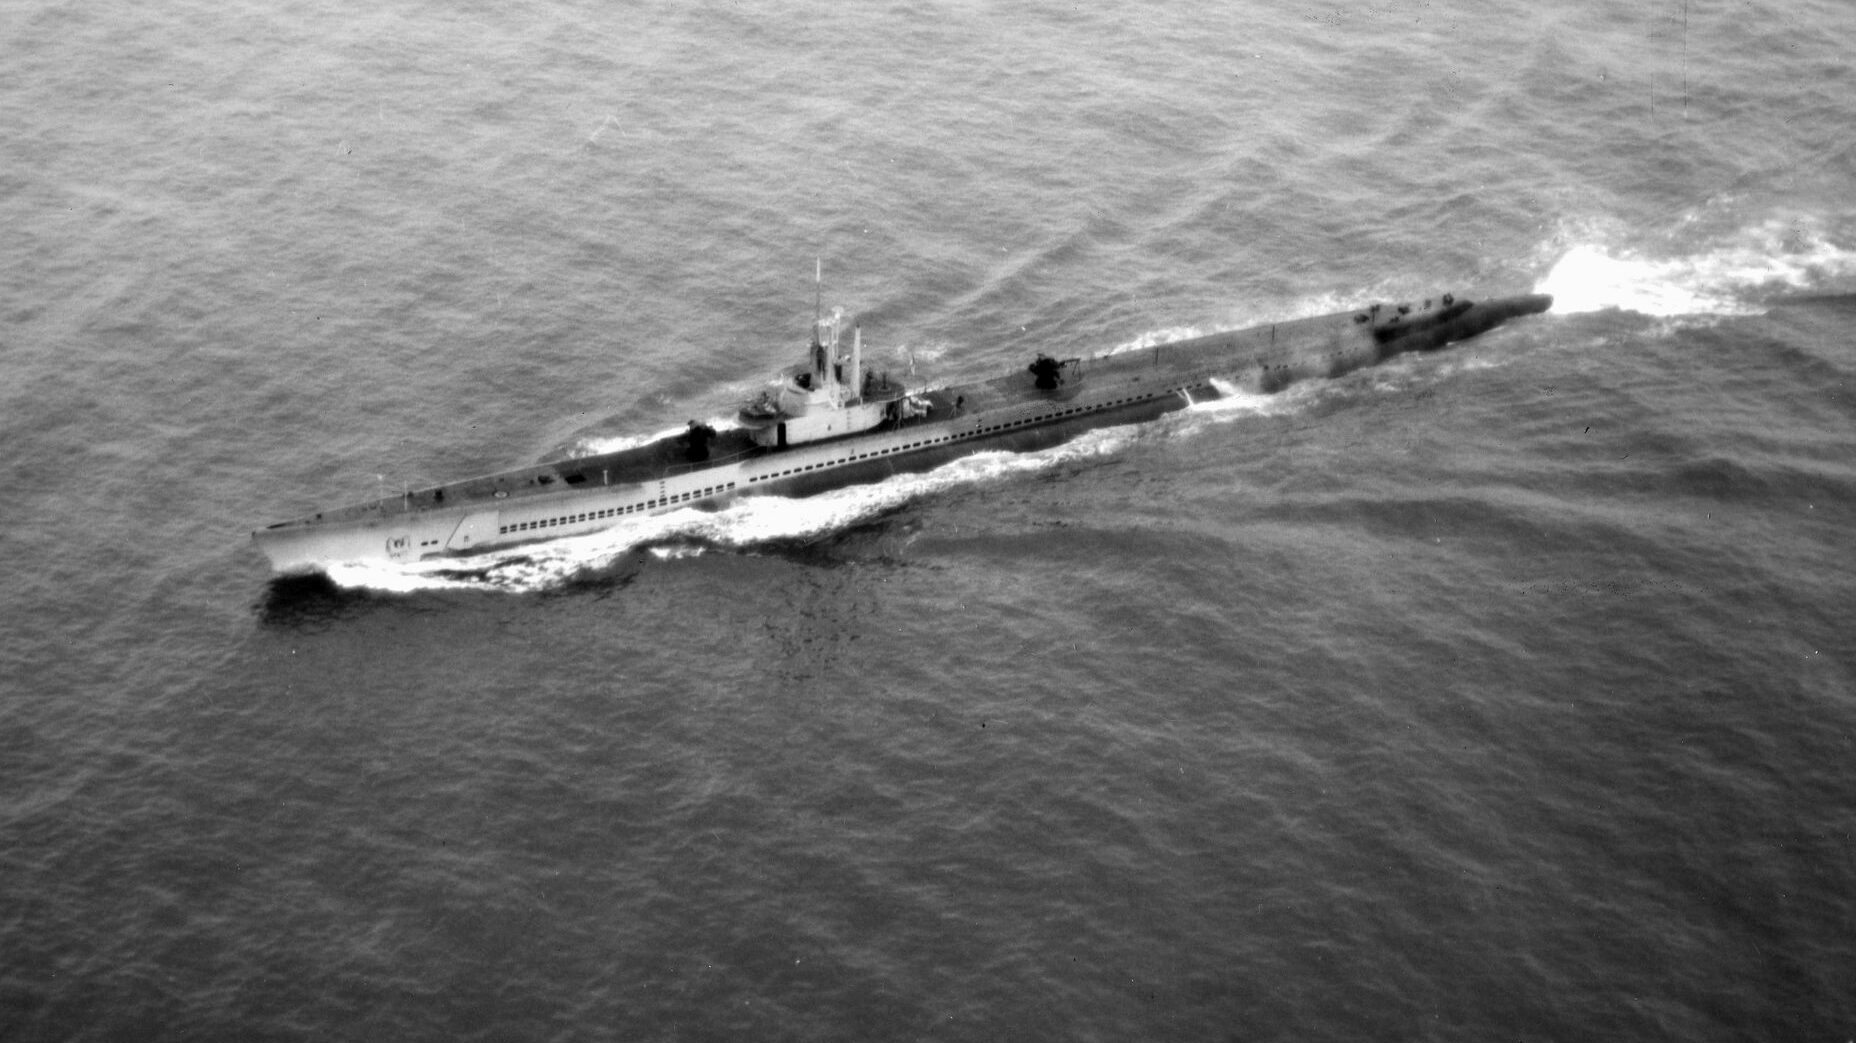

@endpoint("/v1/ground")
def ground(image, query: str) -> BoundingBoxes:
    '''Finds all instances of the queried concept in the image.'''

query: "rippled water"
[4,0,1854,1039]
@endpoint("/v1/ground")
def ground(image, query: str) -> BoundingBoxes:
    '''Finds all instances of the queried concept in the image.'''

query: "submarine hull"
[252,292,1551,575]
[748,392,1201,500]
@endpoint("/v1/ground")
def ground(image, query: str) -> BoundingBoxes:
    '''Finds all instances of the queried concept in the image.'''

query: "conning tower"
[737,280,905,449]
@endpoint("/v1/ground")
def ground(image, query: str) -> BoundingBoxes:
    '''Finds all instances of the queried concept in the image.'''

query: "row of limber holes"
[495,388,1185,536]
[497,483,738,534]
[744,389,1180,482]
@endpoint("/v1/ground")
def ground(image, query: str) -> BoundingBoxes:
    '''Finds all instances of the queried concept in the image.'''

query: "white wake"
[1536,216,1856,316]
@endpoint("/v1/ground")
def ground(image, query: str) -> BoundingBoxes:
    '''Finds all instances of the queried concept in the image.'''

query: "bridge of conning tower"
[741,306,904,448]
[782,308,868,407]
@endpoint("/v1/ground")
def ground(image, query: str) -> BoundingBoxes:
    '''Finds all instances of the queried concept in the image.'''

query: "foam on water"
[1536,218,1856,317]
[566,417,740,458]
[1184,377,1296,424]
[1110,325,1212,354]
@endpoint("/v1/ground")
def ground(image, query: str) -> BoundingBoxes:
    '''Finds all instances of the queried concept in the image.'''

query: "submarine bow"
[1374,293,1554,357]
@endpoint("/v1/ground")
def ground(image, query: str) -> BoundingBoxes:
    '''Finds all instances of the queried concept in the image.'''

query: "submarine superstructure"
[251,289,1553,575]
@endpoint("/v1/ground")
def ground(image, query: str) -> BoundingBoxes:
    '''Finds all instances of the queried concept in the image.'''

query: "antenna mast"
[812,258,823,344]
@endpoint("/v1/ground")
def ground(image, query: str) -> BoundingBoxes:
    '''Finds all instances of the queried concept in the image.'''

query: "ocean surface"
[3,0,1853,1039]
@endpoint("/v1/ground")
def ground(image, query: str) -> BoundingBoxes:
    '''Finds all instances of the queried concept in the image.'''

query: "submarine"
[252,287,1553,575]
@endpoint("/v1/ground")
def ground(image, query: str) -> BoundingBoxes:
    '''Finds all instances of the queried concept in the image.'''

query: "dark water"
[4,1,1854,1039]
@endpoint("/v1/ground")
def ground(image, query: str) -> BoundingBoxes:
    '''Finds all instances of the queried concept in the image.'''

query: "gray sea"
[4,0,1854,1039]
